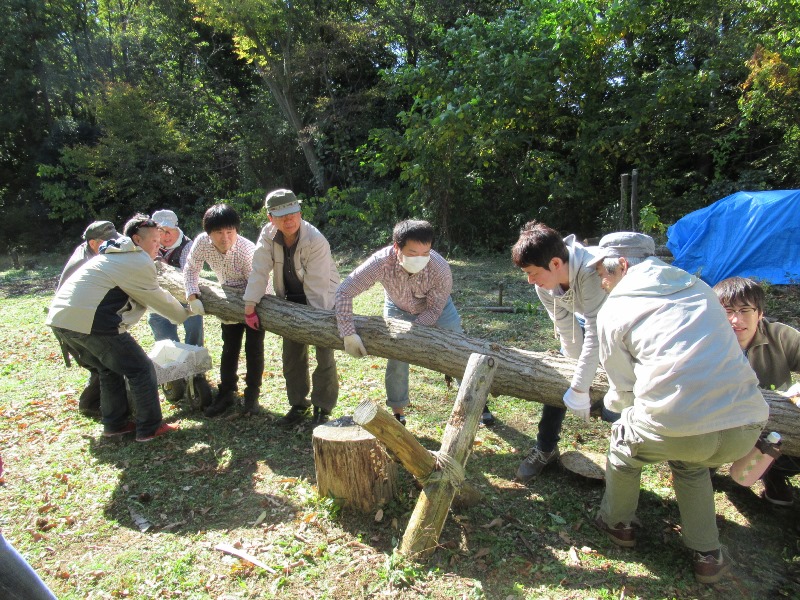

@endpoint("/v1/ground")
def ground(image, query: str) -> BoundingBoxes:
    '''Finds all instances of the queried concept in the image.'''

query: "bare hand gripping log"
[156,266,800,455]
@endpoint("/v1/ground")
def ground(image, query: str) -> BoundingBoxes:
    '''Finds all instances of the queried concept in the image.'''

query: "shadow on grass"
[87,402,333,535]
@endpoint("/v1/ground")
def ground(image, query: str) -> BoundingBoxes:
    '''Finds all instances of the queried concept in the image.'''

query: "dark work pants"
[219,323,265,396]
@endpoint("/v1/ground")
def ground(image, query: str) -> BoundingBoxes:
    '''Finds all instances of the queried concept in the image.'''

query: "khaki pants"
[283,338,338,412]
[599,411,764,552]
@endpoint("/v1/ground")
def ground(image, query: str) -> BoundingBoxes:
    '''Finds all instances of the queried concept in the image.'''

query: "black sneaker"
[481,404,495,426]
[241,388,262,416]
[763,469,794,506]
[276,406,310,426]
[204,390,235,418]
[78,373,101,417]
[311,407,331,425]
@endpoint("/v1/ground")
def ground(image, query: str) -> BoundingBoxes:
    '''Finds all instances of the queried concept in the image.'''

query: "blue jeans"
[52,327,162,438]
[0,533,57,599]
[383,297,462,410]
[149,312,204,347]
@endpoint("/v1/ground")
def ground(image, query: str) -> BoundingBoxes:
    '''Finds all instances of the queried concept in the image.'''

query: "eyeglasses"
[724,306,758,317]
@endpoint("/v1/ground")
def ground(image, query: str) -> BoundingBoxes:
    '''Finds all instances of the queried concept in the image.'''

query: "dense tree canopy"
[2,0,799,251]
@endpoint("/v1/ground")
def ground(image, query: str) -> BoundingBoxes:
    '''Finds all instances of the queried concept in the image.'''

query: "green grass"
[1,254,799,599]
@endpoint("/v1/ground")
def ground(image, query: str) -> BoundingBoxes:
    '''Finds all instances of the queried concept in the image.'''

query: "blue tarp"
[666,190,800,286]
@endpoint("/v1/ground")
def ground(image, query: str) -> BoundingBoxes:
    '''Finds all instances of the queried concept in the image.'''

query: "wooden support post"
[630,168,639,232]
[312,417,398,513]
[619,173,630,230]
[399,353,497,559]
[353,400,483,508]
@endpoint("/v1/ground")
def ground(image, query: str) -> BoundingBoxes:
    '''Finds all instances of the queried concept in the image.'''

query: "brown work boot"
[693,548,731,584]
[594,514,636,548]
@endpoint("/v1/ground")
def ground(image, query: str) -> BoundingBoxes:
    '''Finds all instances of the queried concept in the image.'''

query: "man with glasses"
[47,215,192,442]
[714,276,800,506]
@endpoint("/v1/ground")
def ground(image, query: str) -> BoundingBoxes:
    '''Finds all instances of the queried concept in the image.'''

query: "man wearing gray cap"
[589,231,768,584]
[58,221,121,290]
[243,189,340,425]
[56,220,122,416]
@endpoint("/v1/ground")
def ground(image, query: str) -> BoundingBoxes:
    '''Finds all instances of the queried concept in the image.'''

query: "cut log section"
[559,450,606,481]
[312,416,398,513]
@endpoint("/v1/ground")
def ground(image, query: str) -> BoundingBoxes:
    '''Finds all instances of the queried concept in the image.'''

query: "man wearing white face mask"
[335,220,492,426]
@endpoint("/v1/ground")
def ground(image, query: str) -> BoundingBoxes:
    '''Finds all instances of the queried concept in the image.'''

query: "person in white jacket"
[47,215,192,442]
[590,232,768,584]
[243,189,341,426]
[511,221,606,483]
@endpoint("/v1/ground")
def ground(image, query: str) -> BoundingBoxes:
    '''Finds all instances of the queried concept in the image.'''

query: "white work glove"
[563,388,591,424]
[343,334,368,358]
[781,382,800,397]
[188,298,205,315]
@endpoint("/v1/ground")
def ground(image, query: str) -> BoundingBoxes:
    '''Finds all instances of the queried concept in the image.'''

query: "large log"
[156,266,800,455]
[400,353,497,558]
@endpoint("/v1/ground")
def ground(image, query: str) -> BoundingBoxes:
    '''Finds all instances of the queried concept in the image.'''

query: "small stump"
[312,416,398,513]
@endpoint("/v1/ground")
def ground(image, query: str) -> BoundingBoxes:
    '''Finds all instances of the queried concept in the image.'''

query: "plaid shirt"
[183,232,255,298]
[335,245,453,337]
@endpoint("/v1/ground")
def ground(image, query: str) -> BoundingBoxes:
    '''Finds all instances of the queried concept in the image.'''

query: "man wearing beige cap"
[56,220,122,416]
[243,189,340,425]
[589,231,768,584]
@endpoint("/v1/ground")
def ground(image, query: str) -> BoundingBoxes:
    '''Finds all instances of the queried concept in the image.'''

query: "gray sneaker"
[515,446,559,483]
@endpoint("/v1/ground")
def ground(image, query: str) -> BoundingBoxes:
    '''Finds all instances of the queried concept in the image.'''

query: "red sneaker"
[102,421,136,438]
[136,422,178,443]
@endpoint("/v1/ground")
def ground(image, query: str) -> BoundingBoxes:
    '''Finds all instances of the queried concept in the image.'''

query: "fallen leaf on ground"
[481,517,503,529]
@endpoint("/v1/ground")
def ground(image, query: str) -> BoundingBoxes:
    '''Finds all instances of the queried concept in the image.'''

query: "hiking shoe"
[204,390,235,418]
[693,548,731,584]
[276,406,310,426]
[515,446,559,483]
[241,388,262,416]
[594,514,636,548]
[311,407,331,425]
[102,421,136,438]
[763,470,794,506]
[394,413,407,426]
[481,404,495,426]
[136,421,178,443]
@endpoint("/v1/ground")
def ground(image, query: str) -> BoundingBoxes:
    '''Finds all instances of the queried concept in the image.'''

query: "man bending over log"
[335,220,493,427]
[511,221,607,483]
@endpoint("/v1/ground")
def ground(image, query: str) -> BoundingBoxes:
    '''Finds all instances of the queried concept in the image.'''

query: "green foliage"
[638,203,667,235]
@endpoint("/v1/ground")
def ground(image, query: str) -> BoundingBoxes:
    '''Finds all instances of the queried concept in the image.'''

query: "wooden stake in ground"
[156,267,800,456]
[311,417,398,513]
[400,353,496,558]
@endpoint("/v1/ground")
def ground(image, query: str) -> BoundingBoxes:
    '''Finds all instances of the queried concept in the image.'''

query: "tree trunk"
[156,267,800,455]
[312,417,397,513]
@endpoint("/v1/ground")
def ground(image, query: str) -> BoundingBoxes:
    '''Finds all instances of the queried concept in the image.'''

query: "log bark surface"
[157,267,800,455]
[312,418,397,513]
[400,353,497,558]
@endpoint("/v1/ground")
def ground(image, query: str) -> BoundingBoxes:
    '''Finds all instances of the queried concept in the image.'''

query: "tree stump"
[312,416,398,513]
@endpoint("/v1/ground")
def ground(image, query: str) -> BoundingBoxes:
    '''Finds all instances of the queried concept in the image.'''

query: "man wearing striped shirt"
[335,220,492,426]
[184,204,265,417]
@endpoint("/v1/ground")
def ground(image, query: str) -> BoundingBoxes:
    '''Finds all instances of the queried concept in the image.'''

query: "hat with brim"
[586,231,656,267]
[266,189,301,217]
[151,209,179,229]
[83,221,122,242]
